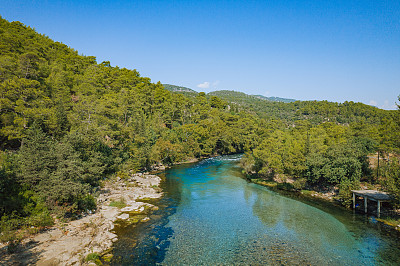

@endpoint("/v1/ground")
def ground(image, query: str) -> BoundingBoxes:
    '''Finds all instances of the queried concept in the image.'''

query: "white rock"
[120,202,145,212]
[116,213,129,220]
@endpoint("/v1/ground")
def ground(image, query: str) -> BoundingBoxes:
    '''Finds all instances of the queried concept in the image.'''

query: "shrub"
[109,198,126,209]
[380,158,400,207]
[276,182,294,191]
[293,178,307,190]
[86,252,102,265]
[78,194,97,212]
[338,178,360,207]
[26,208,54,228]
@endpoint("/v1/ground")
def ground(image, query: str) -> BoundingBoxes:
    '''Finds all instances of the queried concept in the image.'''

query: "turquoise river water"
[111,155,400,265]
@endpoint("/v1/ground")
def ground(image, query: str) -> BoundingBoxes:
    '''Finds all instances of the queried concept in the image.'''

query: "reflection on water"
[112,155,400,265]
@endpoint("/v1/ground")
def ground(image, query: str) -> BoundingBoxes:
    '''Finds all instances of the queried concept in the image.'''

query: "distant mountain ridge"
[163,84,198,93]
[253,94,296,103]
[163,85,390,125]
[163,84,296,103]
[209,90,296,103]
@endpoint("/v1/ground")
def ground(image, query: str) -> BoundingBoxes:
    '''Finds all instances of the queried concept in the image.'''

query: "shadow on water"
[110,158,229,265]
[257,182,400,239]
[246,177,400,264]
[110,168,184,265]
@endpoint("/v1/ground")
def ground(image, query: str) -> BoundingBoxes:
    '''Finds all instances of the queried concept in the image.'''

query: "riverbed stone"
[117,213,129,220]
[141,217,150,222]
[121,202,146,212]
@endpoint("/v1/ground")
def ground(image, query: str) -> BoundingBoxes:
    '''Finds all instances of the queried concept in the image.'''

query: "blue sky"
[1,0,399,109]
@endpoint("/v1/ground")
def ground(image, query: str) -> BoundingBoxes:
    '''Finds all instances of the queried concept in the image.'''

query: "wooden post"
[377,200,381,218]
[364,197,368,213]
[353,193,355,209]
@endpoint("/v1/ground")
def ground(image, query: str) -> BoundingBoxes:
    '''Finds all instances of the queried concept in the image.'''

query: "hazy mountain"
[163,85,296,103]
[162,84,198,96]
[209,90,296,103]
[253,94,296,103]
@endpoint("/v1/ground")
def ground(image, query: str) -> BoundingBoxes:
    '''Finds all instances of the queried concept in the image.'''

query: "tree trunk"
[377,151,380,179]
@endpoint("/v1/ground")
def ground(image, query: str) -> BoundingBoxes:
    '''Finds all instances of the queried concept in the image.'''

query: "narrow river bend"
[111,155,400,265]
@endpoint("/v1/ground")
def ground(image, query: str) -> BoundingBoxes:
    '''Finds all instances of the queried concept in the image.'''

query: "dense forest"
[0,17,269,240]
[0,16,399,245]
[208,90,395,125]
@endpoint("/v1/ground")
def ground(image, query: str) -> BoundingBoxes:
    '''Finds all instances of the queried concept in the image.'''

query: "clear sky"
[1,0,399,109]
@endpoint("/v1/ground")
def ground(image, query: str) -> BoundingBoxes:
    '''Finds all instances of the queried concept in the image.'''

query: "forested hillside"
[0,16,399,243]
[208,90,394,125]
[0,17,267,237]
[209,90,296,104]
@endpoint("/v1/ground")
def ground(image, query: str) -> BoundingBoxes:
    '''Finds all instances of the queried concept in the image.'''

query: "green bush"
[86,252,102,265]
[293,178,307,190]
[26,209,54,228]
[380,158,400,207]
[78,194,97,212]
[109,198,126,209]
[0,213,24,253]
[338,178,360,207]
[276,182,294,191]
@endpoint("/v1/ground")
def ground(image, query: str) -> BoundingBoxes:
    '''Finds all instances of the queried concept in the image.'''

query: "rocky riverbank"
[0,173,163,265]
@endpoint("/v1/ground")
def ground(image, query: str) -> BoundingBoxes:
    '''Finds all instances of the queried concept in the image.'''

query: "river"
[111,154,400,265]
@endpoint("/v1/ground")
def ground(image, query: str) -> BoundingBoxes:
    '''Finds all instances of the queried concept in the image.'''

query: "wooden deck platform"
[351,190,392,217]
